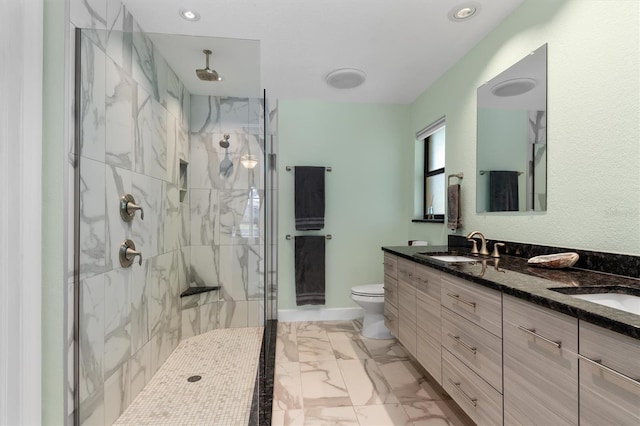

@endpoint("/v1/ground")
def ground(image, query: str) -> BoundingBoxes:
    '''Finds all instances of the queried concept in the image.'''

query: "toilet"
[350,284,393,339]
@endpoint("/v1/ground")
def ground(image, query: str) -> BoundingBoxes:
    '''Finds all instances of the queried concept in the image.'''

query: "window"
[415,118,446,222]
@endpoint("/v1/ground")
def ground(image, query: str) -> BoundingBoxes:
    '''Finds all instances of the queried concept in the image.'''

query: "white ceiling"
[124,0,524,104]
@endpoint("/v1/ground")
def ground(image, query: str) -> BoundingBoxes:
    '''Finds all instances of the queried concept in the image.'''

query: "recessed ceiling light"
[449,3,481,22]
[491,78,537,97]
[178,8,200,22]
[325,68,367,89]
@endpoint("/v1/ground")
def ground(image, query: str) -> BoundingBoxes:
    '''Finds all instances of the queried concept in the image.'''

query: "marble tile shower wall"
[76,6,191,425]
[182,95,267,339]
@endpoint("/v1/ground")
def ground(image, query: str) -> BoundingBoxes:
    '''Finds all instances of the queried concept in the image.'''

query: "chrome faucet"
[466,231,489,256]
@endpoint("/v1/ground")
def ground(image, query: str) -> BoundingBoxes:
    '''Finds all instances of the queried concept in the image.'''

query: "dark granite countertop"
[382,245,640,340]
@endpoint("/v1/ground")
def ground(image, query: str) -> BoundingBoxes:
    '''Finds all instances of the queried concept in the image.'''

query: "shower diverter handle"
[120,194,144,222]
[119,239,142,268]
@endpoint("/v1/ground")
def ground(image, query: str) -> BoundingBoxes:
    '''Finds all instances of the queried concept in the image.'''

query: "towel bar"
[447,172,464,186]
[285,165,332,172]
[286,234,332,240]
[479,170,523,176]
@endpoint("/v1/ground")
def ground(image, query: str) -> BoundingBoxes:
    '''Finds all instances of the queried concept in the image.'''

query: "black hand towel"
[295,236,325,306]
[489,171,519,212]
[295,166,325,230]
[447,184,462,231]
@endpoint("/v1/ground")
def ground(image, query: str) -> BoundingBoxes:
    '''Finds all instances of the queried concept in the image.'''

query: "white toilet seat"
[351,284,384,297]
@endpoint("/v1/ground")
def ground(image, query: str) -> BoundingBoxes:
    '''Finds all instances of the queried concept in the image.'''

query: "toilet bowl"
[351,284,393,339]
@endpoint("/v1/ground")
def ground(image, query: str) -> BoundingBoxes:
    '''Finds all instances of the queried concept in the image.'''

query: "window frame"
[423,132,445,222]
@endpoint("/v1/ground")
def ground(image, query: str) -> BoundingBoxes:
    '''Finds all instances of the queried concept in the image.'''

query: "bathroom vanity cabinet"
[382,249,640,426]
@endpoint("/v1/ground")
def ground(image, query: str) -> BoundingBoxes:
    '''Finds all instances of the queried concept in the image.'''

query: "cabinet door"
[503,295,578,425]
[579,321,640,426]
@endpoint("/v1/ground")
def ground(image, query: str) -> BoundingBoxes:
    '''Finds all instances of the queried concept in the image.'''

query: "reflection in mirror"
[476,44,547,213]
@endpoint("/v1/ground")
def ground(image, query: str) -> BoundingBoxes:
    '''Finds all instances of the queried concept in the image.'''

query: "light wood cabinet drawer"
[383,253,398,279]
[398,280,417,319]
[503,295,578,425]
[442,348,503,426]
[384,302,398,338]
[383,275,397,308]
[397,258,415,287]
[441,308,502,392]
[579,321,640,426]
[504,295,578,353]
[440,275,502,337]
[414,264,440,300]
[416,289,441,384]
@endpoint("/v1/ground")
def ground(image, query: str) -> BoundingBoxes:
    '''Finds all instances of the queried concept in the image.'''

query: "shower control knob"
[120,194,144,222]
[119,239,142,268]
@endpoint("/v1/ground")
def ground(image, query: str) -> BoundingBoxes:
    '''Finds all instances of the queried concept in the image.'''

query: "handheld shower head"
[196,49,220,81]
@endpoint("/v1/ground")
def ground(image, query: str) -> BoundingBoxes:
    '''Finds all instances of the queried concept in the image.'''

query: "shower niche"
[179,160,188,203]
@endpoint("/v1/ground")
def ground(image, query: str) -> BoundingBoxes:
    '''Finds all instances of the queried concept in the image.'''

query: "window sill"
[412,218,445,224]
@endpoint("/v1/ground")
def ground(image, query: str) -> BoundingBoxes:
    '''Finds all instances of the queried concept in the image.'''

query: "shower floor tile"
[114,327,263,425]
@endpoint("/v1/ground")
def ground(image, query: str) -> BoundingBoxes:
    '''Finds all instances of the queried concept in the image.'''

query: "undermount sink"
[551,287,640,315]
[427,255,478,263]
[567,293,640,315]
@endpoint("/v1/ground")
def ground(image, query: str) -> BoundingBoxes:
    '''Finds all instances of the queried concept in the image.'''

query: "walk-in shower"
[73,22,277,425]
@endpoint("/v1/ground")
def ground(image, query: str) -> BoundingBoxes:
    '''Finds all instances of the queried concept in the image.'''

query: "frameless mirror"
[476,44,547,213]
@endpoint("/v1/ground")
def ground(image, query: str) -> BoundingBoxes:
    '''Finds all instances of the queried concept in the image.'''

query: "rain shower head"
[196,49,220,81]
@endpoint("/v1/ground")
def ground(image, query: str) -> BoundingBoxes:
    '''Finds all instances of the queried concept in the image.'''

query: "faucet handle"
[467,238,479,255]
[120,194,144,222]
[491,242,505,258]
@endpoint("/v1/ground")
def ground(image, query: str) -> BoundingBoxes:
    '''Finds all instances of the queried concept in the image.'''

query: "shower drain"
[187,375,202,383]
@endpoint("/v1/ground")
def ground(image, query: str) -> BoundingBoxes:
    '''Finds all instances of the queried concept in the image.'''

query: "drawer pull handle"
[446,293,476,309]
[517,326,562,349]
[577,354,640,388]
[448,378,477,407]
[447,333,477,355]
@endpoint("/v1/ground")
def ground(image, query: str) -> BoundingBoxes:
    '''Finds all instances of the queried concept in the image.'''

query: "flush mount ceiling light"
[491,78,537,97]
[178,8,200,21]
[448,3,481,22]
[240,154,259,169]
[325,68,367,89]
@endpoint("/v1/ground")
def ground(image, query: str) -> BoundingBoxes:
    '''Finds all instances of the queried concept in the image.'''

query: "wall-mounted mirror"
[476,44,547,213]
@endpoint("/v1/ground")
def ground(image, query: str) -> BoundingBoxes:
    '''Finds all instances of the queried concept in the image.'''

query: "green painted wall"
[42,0,66,423]
[278,100,411,309]
[408,0,640,255]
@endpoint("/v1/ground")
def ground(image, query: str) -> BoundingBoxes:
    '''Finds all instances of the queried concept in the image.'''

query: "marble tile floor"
[114,327,263,425]
[272,320,474,426]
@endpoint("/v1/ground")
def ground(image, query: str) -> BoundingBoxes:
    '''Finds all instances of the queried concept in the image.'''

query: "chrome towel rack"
[479,170,523,176]
[286,234,332,240]
[285,166,332,172]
